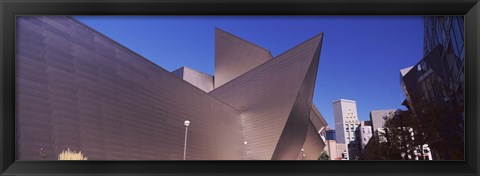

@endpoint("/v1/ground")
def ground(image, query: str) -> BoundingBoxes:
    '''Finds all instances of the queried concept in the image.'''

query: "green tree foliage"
[359,98,464,160]
[413,98,464,160]
[359,111,424,160]
[318,151,329,160]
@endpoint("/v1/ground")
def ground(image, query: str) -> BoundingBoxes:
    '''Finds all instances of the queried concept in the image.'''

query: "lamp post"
[183,120,190,160]
[301,148,305,160]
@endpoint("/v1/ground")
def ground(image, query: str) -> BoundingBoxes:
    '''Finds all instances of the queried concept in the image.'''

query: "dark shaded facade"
[423,16,465,114]
[400,16,464,160]
[16,16,327,160]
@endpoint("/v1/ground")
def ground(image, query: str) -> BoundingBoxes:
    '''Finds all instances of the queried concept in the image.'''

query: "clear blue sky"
[75,16,424,129]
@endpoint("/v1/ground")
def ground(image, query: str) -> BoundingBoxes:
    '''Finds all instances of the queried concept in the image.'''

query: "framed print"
[1,0,479,176]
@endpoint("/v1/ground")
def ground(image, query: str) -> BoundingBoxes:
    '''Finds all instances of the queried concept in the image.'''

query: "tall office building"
[333,99,359,160]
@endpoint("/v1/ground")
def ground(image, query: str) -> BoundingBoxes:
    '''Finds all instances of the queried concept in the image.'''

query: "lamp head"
[184,120,190,127]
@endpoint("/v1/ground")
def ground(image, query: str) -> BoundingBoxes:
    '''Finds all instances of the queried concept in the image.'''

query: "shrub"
[58,148,88,160]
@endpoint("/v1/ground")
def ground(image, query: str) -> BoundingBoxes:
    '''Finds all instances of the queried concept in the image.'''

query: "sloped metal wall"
[16,16,245,160]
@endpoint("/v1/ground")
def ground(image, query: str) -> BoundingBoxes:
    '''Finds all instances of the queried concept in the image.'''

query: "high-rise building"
[16,16,328,160]
[400,16,464,160]
[333,99,359,160]
[423,16,464,115]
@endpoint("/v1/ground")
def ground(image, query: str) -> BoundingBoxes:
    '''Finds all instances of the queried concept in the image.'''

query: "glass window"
[422,82,430,101]
[427,77,435,99]
[435,21,444,44]
[450,26,460,57]
[460,46,465,61]
[453,17,464,39]
[454,29,463,56]
[364,138,366,141]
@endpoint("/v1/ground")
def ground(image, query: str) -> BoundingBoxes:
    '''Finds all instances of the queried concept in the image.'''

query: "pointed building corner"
[214,29,273,89]
[210,31,325,160]
[271,32,324,160]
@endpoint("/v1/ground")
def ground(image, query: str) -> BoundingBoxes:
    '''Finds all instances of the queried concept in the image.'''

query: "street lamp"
[183,120,190,160]
[301,148,305,160]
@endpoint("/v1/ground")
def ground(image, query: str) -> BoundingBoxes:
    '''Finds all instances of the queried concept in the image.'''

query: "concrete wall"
[369,109,397,134]
[325,140,337,160]
[359,125,373,150]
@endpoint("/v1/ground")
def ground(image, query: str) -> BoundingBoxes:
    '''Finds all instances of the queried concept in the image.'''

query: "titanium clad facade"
[171,66,214,92]
[272,40,322,160]
[297,122,325,160]
[295,105,328,160]
[310,105,328,134]
[16,16,327,160]
[210,33,323,160]
[214,28,273,88]
[17,16,245,160]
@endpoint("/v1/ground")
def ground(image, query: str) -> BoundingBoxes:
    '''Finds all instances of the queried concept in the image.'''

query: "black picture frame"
[1,0,479,175]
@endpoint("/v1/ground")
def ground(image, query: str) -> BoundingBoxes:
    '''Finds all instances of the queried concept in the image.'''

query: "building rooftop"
[333,99,356,103]
[400,66,414,77]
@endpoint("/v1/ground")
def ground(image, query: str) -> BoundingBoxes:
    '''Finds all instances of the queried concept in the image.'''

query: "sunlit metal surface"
[214,28,272,88]
[16,16,327,160]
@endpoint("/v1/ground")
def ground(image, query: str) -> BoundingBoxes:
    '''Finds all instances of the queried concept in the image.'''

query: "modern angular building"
[333,99,359,160]
[16,16,327,160]
[400,16,464,160]
[402,16,464,115]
